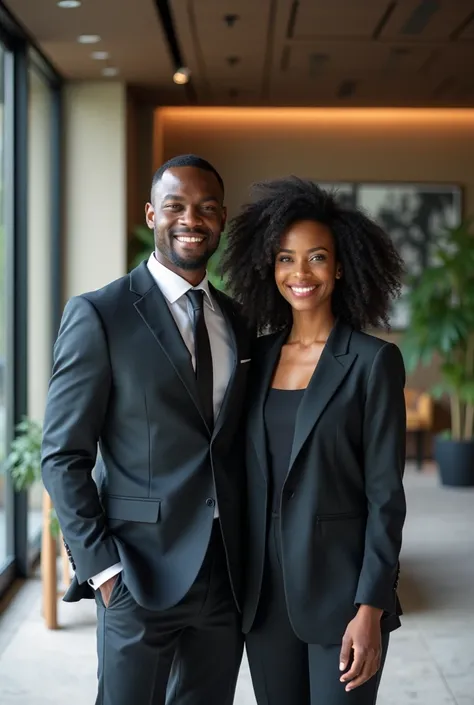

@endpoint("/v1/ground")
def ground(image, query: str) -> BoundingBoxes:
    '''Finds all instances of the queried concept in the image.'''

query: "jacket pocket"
[316,511,365,522]
[105,495,161,523]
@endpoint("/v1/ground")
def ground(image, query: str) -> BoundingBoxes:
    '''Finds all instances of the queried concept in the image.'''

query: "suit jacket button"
[206,498,215,508]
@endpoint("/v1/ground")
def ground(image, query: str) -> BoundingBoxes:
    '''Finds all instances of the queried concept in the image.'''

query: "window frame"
[0,5,63,600]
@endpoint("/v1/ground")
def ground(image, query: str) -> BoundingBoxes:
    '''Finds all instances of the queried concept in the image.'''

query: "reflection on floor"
[0,465,473,705]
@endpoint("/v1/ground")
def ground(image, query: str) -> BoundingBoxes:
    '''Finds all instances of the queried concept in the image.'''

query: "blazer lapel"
[249,328,289,484]
[288,319,357,471]
[130,262,207,429]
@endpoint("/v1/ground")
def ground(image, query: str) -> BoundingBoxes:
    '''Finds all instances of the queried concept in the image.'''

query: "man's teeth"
[176,236,204,243]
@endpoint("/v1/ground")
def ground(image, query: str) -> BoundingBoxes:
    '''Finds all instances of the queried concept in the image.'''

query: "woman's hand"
[339,605,383,692]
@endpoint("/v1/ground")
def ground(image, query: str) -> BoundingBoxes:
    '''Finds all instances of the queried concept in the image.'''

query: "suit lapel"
[130,262,207,430]
[288,320,357,471]
[249,328,289,484]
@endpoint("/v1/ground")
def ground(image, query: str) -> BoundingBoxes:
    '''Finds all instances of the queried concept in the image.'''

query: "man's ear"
[145,202,155,229]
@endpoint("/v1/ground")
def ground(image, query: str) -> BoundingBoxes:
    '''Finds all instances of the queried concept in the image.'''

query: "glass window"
[27,65,53,542]
[0,41,10,570]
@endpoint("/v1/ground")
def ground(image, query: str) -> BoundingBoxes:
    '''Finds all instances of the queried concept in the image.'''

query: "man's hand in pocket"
[99,575,118,607]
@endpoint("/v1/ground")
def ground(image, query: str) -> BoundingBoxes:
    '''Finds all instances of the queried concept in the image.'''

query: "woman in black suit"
[220,177,407,705]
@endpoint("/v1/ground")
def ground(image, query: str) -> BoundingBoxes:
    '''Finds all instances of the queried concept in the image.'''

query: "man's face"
[145,166,226,277]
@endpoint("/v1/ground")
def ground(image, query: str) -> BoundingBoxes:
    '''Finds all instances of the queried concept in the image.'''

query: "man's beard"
[168,230,219,271]
[169,248,213,271]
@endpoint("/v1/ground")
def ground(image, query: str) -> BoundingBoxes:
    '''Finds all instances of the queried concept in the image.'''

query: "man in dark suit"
[41,155,252,705]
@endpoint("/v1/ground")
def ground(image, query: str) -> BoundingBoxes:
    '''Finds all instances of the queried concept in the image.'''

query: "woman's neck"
[288,306,335,347]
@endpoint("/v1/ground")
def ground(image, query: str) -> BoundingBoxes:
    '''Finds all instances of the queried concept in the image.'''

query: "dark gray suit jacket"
[243,319,407,643]
[41,262,252,611]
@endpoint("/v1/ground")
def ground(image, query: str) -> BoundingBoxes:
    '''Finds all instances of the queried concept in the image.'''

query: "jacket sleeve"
[41,295,120,584]
[354,342,407,612]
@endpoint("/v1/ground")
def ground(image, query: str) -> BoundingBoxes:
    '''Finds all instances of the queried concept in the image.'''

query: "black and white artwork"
[318,182,356,209]
[356,183,462,329]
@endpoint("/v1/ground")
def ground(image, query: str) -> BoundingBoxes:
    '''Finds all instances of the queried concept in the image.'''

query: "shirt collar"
[147,253,215,310]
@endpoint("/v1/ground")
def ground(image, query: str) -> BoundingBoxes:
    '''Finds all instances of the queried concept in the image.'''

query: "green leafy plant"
[402,220,474,441]
[3,417,60,536]
[129,225,154,270]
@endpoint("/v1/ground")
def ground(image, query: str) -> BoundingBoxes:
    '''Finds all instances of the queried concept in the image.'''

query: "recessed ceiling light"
[57,0,81,7]
[91,51,109,60]
[102,67,119,77]
[77,34,101,44]
[173,67,191,85]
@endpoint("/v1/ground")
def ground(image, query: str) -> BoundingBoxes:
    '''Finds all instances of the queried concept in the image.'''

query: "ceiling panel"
[171,0,272,103]
[380,0,474,41]
[284,43,435,74]
[291,0,390,39]
[457,13,474,39]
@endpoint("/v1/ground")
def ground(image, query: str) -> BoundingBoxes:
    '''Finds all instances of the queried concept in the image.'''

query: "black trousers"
[95,521,243,705]
[245,516,390,705]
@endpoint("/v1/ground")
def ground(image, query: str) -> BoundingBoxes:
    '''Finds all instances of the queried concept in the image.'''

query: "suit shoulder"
[76,272,130,306]
[63,272,131,322]
[351,330,405,383]
[351,329,401,358]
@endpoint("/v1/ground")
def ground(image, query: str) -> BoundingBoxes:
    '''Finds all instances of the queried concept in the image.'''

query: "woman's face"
[274,220,341,313]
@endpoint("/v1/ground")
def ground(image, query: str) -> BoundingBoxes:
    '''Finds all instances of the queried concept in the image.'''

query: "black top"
[264,388,305,513]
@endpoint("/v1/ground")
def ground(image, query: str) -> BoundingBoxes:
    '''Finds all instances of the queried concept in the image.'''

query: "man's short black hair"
[150,154,224,198]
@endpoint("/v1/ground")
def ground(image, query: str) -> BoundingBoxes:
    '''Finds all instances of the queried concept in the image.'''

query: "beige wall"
[157,107,474,220]
[156,107,474,433]
[64,81,127,299]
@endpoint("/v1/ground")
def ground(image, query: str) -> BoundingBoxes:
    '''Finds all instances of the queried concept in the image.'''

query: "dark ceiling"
[6,0,474,106]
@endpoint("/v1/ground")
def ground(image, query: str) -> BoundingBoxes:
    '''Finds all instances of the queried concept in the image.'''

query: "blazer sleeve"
[41,295,120,584]
[354,342,407,613]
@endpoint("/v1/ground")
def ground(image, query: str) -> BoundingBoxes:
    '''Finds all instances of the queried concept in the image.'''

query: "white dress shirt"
[89,254,234,589]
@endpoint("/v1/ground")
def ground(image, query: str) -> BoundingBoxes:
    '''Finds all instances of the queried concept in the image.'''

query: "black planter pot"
[434,436,474,487]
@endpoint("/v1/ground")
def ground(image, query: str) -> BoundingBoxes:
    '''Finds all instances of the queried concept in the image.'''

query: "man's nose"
[179,206,203,229]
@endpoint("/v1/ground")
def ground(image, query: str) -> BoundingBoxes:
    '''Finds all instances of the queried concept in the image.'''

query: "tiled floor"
[0,464,473,704]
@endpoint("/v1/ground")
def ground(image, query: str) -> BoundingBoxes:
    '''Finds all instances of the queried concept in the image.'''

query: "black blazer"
[243,319,407,644]
[41,262,252,611]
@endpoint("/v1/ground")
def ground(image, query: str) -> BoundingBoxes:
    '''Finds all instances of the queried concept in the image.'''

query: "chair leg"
[415,431,424,470]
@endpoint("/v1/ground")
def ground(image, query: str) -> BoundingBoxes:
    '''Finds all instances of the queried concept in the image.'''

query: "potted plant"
[3,417,60,536]
[402,220,474,486]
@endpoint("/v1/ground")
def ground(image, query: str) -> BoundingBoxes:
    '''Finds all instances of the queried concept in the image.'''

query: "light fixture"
[102,67,119,77]
[57,0,81,7]
[91,51,110,60]
[77,34,101,44]
[173,67,191,85]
